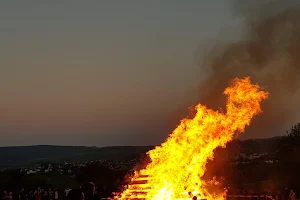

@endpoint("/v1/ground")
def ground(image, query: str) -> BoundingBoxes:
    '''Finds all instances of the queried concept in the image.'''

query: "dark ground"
[1,123,300,198]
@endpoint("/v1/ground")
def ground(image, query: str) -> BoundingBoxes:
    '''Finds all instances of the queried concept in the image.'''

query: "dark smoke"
[179,0,300,139]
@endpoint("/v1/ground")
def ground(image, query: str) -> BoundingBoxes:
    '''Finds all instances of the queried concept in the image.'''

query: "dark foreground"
[1,123,300,199]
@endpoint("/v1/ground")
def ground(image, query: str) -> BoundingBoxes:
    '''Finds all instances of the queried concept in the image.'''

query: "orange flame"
[118,77,268,200]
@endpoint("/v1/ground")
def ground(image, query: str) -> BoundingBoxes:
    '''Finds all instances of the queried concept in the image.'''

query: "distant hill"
[0,145,153,168]
[0,137,285,169]
[231,136,283,154]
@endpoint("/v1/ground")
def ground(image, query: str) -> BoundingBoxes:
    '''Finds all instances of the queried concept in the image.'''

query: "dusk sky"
[0,1,244,146]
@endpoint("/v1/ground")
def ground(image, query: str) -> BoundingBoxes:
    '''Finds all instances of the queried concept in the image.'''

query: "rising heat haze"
[117,77,268,200]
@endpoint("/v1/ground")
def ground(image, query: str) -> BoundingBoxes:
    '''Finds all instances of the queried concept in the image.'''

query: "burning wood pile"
[115,77,268,200]
[118,174,150,199]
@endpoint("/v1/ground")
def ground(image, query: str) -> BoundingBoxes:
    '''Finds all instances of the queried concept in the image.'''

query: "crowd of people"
[1,182,101,200]
[2,185,299,200]
[274,188,297,200]
[225,187,298,200]
[2,187,59,200]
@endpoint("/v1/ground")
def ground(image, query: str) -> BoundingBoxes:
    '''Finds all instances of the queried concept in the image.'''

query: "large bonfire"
[118,77,268,200]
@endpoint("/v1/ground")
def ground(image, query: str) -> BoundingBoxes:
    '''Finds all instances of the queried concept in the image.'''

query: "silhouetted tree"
[288,123,300,138]
[277,123,300,161]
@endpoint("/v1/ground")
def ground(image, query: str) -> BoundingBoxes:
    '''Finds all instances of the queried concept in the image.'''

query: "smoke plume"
[195,0,300,138]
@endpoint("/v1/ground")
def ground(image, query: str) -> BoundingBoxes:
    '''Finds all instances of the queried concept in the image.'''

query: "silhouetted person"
[283,188,289,200]
[34,190,42,200]
[8,192,13,200]
[64,187,71,197]
[41,191,48,200]
[53,189,58,200]
[18,188,26,200]
[67,189,84,200]
[28,191,34,200]
[81,182,96,200]
[275,191,282,200]
[289,189,296,200]
[46,188,52,200]
[3,191,9,200]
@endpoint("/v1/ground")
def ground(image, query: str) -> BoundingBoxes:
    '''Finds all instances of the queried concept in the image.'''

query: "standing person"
[34,188,40,197]
[41,191,47,200]
[53,190,58,200]
[2,191,9,200]
[275,191,282,200]
[81,182,96,200]
[289,189,296,200]
[64,187,71,197]
[18,188,26,200]
[47,189,53,200]
[8,192,13,200]
[283,188,289,200]
[66,189,84,200]
[34,190,42,200]
[28,191,34,200]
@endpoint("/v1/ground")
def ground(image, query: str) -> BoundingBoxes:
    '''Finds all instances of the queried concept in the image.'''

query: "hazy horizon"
[0,135,284,148]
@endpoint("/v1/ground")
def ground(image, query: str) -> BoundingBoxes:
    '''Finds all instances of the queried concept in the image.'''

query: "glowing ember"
[117,77,268,200]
